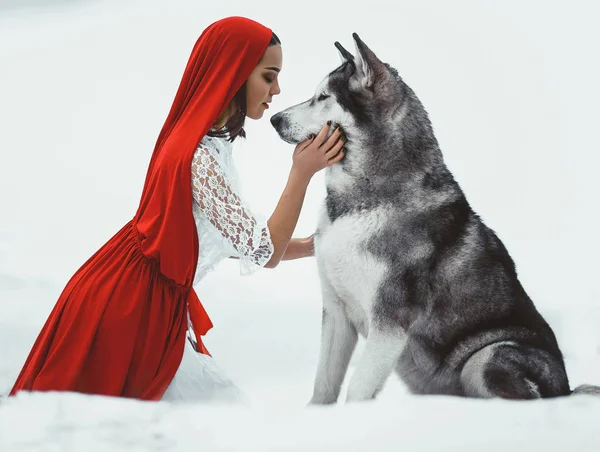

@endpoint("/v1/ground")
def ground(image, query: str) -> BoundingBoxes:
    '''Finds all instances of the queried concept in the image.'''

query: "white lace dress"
[161,133,274,404]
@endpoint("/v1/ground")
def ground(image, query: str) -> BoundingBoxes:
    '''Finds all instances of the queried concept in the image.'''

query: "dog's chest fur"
[315,176,389,337]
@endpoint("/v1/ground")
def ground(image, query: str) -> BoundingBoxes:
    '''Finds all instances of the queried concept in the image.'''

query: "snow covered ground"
[1,0,600,450]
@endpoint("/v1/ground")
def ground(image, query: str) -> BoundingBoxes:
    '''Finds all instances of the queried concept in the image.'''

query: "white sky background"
[0,1,599,449]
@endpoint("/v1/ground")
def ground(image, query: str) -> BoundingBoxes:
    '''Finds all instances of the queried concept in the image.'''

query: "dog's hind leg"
[309,282,358,405]
[460,342,571,399]
[346,326,406,402]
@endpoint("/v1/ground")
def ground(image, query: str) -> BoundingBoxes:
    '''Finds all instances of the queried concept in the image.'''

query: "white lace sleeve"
[191,142,274,272]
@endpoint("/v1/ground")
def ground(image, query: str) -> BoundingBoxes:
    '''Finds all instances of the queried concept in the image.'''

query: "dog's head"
[270,33,407,147]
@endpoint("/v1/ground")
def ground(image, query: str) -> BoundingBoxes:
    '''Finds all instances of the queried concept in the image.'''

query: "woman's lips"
[262,102,269,109]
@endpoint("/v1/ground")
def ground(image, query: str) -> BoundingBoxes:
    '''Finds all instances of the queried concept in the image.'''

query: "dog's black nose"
[270,113,283,129]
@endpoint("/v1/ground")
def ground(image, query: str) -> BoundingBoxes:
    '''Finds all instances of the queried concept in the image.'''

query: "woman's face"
[245,44,282,120]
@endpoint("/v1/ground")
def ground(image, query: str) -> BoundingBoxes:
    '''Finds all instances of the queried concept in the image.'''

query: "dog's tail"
[571,384,600,396]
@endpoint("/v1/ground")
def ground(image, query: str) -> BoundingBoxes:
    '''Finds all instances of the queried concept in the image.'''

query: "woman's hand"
[291,122,345,182]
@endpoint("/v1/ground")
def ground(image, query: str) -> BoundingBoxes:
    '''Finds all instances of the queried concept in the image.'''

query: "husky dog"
[270,33,599,402]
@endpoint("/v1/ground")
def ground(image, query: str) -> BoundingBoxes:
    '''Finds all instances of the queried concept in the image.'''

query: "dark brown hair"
[208,32,281,142]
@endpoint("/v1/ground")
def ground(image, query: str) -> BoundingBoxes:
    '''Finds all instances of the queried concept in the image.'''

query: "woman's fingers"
[320,126,342,150]
[324,137,345,159]
[328,147,345,165]
[298,134,315,152]
[295,122,347,170]
[313,122,332,146]
[294,130,320,155]
[326,139,346,165]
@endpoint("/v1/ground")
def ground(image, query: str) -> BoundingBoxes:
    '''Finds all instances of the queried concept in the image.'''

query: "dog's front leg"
[309,282,358,405]
[346,326,406,402]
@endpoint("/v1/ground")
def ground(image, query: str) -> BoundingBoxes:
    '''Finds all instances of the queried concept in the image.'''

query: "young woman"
[9,16,344,403]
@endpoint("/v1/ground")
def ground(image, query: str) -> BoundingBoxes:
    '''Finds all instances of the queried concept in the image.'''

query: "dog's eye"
[317,93,330,101]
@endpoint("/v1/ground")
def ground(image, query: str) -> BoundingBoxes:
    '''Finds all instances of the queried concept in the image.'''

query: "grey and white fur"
[270,33,599,402]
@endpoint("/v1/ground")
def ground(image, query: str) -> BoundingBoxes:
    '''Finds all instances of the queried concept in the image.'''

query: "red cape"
[10,17,272,400]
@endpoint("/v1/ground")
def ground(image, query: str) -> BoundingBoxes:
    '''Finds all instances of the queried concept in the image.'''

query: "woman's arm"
[280,235,314,261]
[262,169,310,268]
[264,125,343,268]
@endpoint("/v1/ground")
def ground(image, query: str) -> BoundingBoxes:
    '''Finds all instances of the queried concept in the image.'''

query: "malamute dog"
[270,34,598,402]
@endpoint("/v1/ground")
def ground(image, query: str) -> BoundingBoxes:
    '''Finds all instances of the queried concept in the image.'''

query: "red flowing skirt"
[9,220,212,400]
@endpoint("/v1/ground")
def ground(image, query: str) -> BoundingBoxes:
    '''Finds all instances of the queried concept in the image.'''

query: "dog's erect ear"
[334,41,355,64]
[352,33,385,89]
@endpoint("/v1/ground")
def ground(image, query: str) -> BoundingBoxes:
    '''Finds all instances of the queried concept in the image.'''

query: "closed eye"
[317,93,330,101]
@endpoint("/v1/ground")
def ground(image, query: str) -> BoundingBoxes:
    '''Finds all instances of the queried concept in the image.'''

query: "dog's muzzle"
[270,113,285,130]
